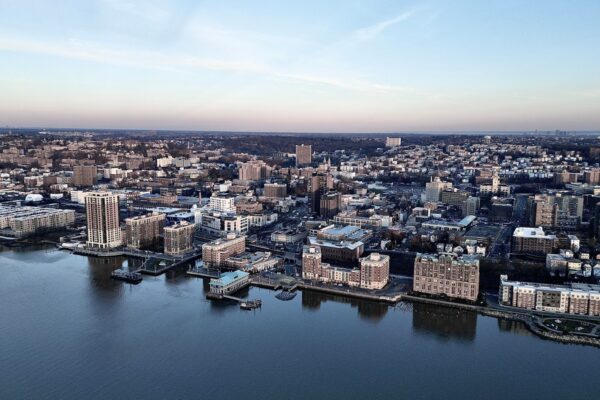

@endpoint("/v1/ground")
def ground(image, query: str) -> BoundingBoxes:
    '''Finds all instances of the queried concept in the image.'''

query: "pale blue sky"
[1,0,599,132]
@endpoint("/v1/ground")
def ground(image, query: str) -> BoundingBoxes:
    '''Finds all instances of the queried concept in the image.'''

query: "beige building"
[0,205,75,237]
[302,246,389,290]
[295,144,312,166]
[125,212,165,249]
[413,253,480,302]
[85,191,121,249]
[164,221,195,255]
[499,276,600,316]
[239,160,271,181]
[302,245,323,280]
[359,253,390,290]
[73,165,97,187]
[202,234,246,268]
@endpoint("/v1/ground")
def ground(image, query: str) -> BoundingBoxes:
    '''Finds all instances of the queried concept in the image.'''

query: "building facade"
[164,221,194,255]
[202,234,246,268]
[85,191,122,249]
[413,253,480,302]
[125,212,165,249]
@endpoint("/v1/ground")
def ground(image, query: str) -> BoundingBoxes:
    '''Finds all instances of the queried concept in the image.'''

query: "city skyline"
[1,0,600,132]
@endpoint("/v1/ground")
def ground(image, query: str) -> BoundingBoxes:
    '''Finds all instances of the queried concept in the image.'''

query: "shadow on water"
[301,289,389,323]
[411,301,477,343]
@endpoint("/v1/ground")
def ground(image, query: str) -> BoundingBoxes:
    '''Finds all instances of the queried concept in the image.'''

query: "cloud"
[0,36,425,95]
[355,11,414,41]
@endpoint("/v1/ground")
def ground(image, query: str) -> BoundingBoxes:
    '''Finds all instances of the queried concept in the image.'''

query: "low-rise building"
[209,270,250,295]
[499,275,600,316]
[512,227,556,255]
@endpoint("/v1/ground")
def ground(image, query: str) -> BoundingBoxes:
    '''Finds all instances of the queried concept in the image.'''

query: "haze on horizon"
[1,0,599,133]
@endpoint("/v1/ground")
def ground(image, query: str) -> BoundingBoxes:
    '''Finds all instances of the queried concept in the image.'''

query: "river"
[0,245,597,400]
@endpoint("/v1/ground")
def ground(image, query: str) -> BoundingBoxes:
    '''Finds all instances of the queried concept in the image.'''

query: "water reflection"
[497,319,534,337]
[412,302,477,342]
[86,256,124,296]
[301,289,389,322]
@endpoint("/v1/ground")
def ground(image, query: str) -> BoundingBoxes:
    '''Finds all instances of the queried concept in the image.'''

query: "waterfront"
[1,246,598,400]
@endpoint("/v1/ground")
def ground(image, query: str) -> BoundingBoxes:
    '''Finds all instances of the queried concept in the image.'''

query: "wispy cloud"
[0,36,423,95]
[355,11,414,41]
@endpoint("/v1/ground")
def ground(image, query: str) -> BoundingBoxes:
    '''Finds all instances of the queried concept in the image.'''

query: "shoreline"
[7,243,600,348]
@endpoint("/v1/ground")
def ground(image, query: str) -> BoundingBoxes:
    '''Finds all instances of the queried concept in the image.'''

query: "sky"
[1,0,600,133]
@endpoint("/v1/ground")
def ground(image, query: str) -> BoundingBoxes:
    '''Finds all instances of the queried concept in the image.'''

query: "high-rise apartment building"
[302,245,322,279]
[424,177,452,202]
[295,144,312,166]
[164,221,195,255]
[238,160,272,181]
[125,212,165,250]
[73,165,98,187]
[319,191,341,219]
[413,253,480,302]
[308,173,333,214]
[584,168,600,185]
[85,191,121,249]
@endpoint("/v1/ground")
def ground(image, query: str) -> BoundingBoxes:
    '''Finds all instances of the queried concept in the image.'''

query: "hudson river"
[1,245,597,400]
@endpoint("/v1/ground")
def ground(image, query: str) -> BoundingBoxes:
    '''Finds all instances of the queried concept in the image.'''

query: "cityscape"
[1,1,600,400]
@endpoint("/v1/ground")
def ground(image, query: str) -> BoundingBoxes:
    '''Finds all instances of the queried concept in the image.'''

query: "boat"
[275,291,297,301]
[240,300,262,310]
[110,269,143,284]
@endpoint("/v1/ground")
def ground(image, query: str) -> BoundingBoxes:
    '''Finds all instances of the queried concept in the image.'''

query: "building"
[307,224,370,262]
[196,211,249,237]
[226,251,280,273]
[164,221,194,255]
[296,144,312,166]
[499,275,600,316]
[584,168,600,185]
[465,196,480,216]
[413,253,480,302]
[209,193,236,213]
[333,210,392,228]
[209,270,250,296]
[85,191,122,249]
[554,171,579,184]
[385,137,402,147]
[440,188,469,209]
[512,227,556,255]
[528,192,583,229]
[271,229,307,244]
[238,160,271,181]
[202,234,246,268]
[0,205,75,237]
[125,212,165,249]
[319,191,341,219]
[302,246,389,289]
[73,165,97,187]
[308,173,333,214]
[359,253,390,289]
[424,177,452,202]
[263,183,287,199]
